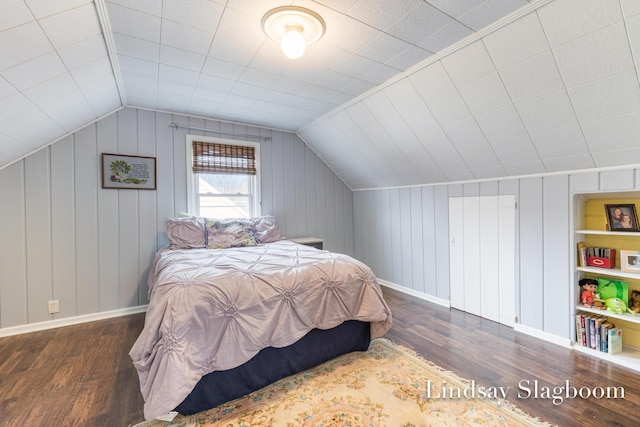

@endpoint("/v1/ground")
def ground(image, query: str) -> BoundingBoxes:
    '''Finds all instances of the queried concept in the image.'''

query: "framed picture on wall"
[605,204,639,232]
[101,153,157,190]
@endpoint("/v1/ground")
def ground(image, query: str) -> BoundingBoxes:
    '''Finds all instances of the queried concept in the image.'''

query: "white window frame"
[186,134,261,218]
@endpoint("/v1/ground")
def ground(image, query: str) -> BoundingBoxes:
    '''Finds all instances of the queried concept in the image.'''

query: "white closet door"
[480,196,500,322]
[463,196,481,316]
[449,197,465,311]
[449,196,516,326]
[498,195,516,326]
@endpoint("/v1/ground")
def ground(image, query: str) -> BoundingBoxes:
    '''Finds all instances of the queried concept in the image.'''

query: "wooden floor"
[1,286,639,426]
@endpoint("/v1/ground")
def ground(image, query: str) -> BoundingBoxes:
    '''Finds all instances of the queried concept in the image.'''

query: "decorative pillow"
[253,214,285,243]
[206,218,257,249]
[166,216,207,249]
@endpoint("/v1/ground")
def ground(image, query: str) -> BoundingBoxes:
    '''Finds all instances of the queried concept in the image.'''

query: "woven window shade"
[192,141,256,175]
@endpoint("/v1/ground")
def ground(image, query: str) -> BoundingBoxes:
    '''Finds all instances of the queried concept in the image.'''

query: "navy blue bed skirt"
[175,320,371,415]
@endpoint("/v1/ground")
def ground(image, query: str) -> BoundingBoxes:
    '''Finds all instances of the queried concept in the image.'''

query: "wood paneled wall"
[0,107,353,330]
[353,168,640,345]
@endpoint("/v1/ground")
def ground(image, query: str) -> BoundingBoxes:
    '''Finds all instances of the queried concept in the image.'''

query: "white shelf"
[573,194,640,372]
[577,305,640,325]
[576,266,640,280]
[576,229,640,237]
[573,344,640,371]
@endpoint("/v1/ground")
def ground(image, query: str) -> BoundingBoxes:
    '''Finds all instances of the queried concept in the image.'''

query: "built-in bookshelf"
[573,193,640,372]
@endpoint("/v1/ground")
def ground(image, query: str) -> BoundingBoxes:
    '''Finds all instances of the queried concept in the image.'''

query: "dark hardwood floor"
[1,286,639,426]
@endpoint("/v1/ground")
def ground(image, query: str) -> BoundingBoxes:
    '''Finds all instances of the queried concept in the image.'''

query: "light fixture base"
[262,6,326,47]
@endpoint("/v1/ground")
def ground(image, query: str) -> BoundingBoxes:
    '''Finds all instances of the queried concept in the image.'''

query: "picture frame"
[620,250,640,273]
[101,153,156,190]
[605,204,639,232]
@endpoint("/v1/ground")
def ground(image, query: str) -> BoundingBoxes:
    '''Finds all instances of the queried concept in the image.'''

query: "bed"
[130,216,392,421]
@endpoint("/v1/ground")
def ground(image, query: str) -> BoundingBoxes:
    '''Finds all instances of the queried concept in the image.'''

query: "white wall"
[0,107,354,330]
[353,167,640,344]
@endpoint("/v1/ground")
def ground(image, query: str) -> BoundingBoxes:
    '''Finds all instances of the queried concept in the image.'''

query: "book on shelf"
[575,312,585,346]
[575,311,616,353]
[595,316,605,350]
[608,327,623,355]
[583,313,591,347]
[577,242,587,267]
[601,322,614,352]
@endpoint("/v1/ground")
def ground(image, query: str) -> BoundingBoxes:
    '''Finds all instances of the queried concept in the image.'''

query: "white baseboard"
[514,323,572,348]
[378,279,573,349]
[378,279,451,308]
[0,305,148,338]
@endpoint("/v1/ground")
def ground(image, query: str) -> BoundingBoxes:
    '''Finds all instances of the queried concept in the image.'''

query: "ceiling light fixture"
[262,6,326,59]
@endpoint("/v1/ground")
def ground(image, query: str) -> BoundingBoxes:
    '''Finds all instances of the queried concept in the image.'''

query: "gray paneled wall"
[354,170,640,344]
[0,107,353,330]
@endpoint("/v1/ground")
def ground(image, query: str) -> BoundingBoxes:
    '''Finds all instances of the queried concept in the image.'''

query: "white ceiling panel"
[475,105,527,141]
[457,72,511,116]
[1,52,66,91]
[418,20,473,53]
[460,143,500,171]
[442,117,486,150]
[106,3,161,42]
[489,134,541,164]
[0,134,32,166]
[499,51,564,103]
[0,106,64,146]
[1,0,33,32]
[581,111,640,152]
[621,0,640,18]
[552,23,634,88]
[0,22,52,71]
[502,160,546,177]
[516,91,577,134]
[543,154,595,172]
[457,0,529,31]
[6,0,640,190]
[39,3,101,49]
[537,0,623,48]
[407,62,455,100]
[387,2,452,45]
[58,34,109,69]
[441,41,495,86]
[592,147,640,168]
[112,33,159,62]
[25,0,93,19]
[483,12,549,70]
[530,125,590,159]
[426,89,471,125]
[568,70,640,123]
[159,46,205,72]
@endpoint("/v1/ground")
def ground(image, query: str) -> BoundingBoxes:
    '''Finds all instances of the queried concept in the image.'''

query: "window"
[186,135,261,218]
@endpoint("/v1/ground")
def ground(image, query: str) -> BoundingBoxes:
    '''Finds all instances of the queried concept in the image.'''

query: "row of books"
[575,311,622,354]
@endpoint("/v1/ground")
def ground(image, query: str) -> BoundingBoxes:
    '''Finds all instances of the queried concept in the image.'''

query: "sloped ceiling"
[2,0,640,190]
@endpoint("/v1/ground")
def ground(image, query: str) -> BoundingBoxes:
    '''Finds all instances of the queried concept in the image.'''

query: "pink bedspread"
[130,240,392,420]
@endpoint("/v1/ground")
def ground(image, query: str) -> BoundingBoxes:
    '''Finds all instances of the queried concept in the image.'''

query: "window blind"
[192,141,256,175]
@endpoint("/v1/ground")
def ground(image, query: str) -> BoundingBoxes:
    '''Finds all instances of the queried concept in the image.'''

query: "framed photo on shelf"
[101,153,156,190]
[605,204,639,231]
[620,250,640,273]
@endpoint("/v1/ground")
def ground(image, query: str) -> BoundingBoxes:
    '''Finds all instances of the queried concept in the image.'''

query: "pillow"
[252,214,285,243]
[166,216,207,249]
[206,218,257,249]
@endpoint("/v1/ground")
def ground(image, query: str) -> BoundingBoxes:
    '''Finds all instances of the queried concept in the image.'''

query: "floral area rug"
[132,338,553,427]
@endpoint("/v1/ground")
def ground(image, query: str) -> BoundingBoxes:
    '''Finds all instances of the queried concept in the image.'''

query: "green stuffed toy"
[596,278,628,303]
[596,297,636,316]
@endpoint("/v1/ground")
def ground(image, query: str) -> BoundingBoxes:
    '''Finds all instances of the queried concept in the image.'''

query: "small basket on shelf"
[586,247,616,269]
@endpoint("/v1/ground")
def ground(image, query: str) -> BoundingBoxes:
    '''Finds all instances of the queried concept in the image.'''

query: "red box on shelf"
[586,250,616,269]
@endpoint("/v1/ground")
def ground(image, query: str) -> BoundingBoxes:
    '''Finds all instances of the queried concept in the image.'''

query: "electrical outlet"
[48,300,59,314]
